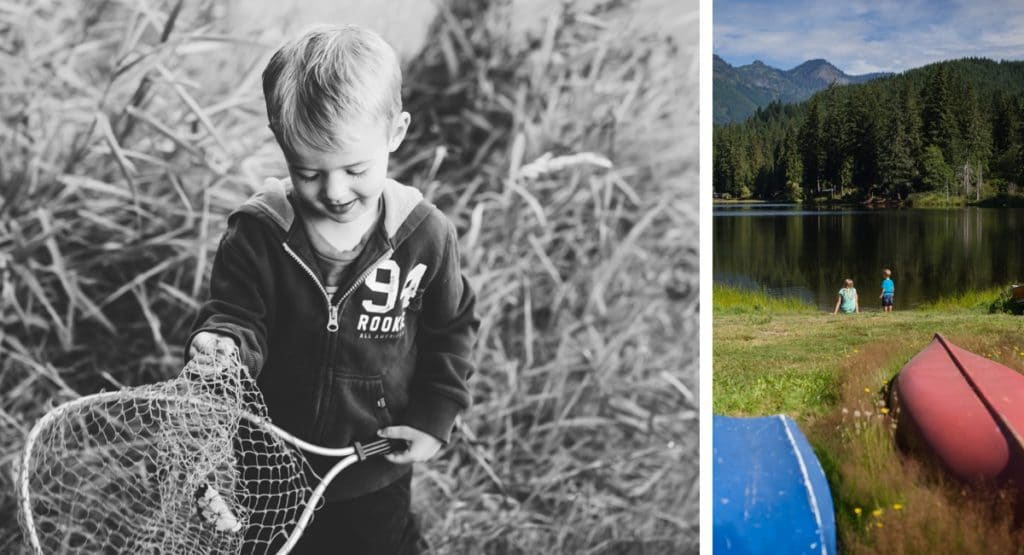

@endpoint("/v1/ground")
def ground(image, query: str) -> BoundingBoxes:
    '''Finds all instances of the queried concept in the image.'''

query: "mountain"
[714,56,891,124]
[787,59,890,90]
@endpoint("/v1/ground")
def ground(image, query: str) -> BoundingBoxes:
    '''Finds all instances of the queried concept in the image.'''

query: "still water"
[713,203,1024,310]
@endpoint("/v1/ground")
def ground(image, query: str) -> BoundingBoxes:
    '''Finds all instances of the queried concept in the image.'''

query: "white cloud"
[714,0,1024,73]
[845,60,886,75]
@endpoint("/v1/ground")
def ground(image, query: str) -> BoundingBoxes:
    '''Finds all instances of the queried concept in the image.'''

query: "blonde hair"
[262,25,402,154]
[844,278,854,287]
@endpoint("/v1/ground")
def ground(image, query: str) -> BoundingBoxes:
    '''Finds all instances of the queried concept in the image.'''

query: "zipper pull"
[327,305,340,332]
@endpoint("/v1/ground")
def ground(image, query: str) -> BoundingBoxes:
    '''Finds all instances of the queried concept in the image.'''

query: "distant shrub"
[907,191,968,207]
[989,286,1024,315]
[783,180,803,202]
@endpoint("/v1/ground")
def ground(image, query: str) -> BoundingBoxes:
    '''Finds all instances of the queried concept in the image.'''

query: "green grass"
[906,191,971,207]
[715,291,1024,553]
[908,189,1024,208]
[712,284,817,315]
[1,1,697,553]
[915,286,1009,312]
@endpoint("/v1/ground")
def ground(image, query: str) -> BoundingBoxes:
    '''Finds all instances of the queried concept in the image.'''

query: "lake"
[713,203,1024,310]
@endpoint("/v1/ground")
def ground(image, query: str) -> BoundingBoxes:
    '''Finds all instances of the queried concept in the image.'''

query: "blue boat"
[713,415,837,555]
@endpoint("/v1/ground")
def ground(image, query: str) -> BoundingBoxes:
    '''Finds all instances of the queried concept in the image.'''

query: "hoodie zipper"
[283,244,396,332]
[282,243,336,331]
[283,242,395,441]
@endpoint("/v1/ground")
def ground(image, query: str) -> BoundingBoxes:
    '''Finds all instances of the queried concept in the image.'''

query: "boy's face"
[284,112,410,225]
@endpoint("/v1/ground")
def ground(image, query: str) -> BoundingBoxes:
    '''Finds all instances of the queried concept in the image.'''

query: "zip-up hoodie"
[189,177,479,500]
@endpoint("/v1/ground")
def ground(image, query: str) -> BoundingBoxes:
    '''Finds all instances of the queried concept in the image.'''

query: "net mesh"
[18,355,318,554]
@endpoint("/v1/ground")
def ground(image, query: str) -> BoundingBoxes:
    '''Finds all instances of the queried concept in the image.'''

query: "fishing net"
[17,354,318,554]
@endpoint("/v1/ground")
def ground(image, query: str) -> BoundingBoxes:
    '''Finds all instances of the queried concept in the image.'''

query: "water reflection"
[714,204,874,217]
[713,205,1024,310]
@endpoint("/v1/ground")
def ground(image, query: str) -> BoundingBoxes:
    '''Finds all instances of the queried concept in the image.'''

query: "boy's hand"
[378,426,442,464]
[189,331,239,361]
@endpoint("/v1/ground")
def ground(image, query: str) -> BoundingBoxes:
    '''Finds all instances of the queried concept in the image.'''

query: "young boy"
[880,268,895,312]
[187,25,479,554]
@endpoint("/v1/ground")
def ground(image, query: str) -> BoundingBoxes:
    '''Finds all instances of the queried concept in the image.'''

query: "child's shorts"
[881,293,894,307]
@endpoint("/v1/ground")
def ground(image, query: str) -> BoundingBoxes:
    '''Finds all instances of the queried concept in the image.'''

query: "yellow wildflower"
[854,507,862,516]
[880,407,890,415]
[893,503,903,511]
[864,387,871,393]
[875,521,884,528]
[872,508,883,517]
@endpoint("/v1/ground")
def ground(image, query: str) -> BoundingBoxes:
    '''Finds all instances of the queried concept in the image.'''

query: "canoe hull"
[894,334,1024,484]
[713,414,836,555]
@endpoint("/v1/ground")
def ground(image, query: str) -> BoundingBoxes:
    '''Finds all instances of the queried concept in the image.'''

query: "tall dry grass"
[1,0,697,553]
[813,338,1024,554]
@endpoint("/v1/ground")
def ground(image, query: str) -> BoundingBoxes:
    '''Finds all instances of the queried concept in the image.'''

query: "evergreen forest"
[713,58,1024,203]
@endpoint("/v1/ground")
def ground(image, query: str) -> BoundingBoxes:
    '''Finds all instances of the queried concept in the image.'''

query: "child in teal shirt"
[833,278,859,314]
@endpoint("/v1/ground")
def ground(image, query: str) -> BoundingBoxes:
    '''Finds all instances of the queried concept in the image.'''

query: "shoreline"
[713,194,1024,208]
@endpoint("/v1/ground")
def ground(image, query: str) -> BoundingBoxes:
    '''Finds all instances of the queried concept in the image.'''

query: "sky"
[714,0,1024,74]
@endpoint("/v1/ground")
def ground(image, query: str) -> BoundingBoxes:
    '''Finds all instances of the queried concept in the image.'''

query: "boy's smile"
[285,113,409,226]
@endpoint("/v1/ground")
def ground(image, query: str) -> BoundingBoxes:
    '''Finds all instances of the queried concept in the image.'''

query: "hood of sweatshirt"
[233,176,426,243]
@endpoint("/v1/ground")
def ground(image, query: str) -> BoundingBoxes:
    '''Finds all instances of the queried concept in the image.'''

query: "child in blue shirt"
[880,268,894,312]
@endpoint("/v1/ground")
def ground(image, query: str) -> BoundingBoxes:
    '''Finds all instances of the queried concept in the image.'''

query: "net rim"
[18,387,356,554]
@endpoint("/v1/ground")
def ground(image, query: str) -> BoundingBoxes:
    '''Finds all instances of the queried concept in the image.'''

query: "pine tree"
[921,66,958,161]
[715,128,754,198]
[713,127,735,196]
[959,80,990,174]
[879,108,915,198]
[990,94,1022,183]
[798,96,825,198]
[902,82,924,184]
[921,144,953,191]
[779,128,803,201]
[991,90,1016,154]
[846,88,880,196]
[1017,98,1024,186]
[821,86,851,195]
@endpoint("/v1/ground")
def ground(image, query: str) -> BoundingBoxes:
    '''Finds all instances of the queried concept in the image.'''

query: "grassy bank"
[914,286,1009,312]
[714,286,1024,553]
[909,189,1024,208]
[1,1,698,553]
[712,283,816,315]
[905,191,970,207]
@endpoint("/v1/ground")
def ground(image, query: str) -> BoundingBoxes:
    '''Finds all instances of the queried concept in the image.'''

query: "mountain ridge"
[714,55,891,124]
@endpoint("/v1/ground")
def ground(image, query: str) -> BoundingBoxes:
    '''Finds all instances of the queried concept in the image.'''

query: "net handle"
[19,389,358,555]
[275,453,360,554]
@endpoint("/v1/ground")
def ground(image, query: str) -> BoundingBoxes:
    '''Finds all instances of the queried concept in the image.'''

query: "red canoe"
[894,334,1024,484]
